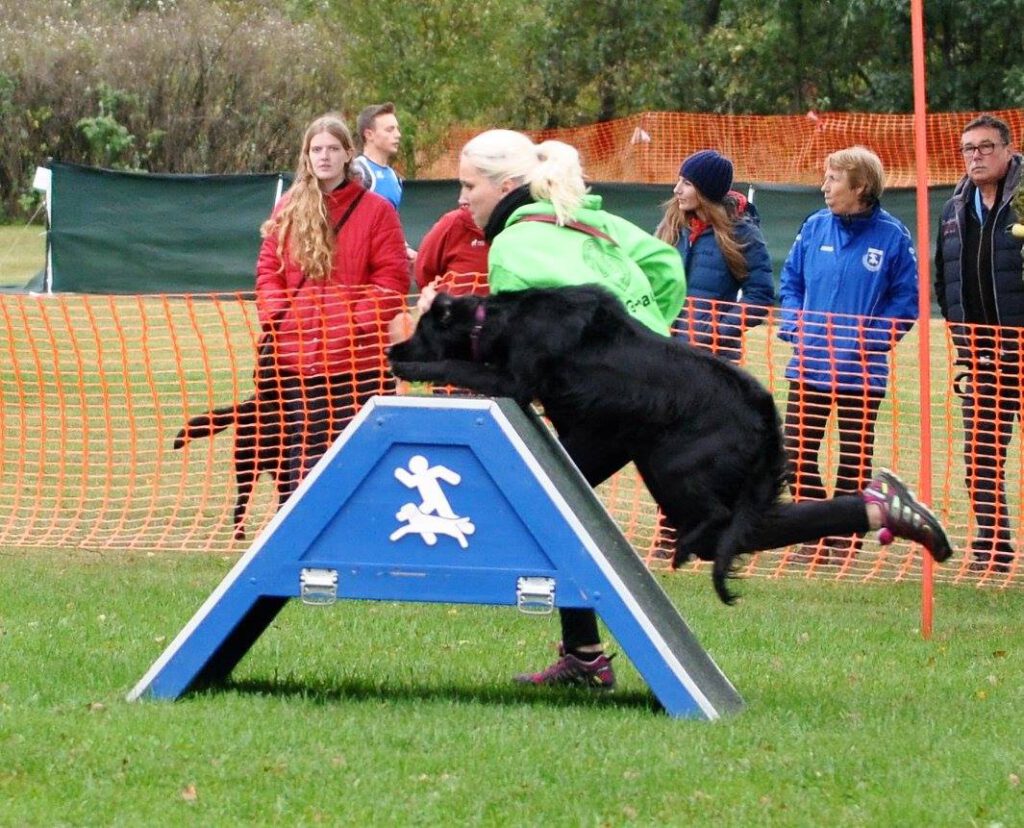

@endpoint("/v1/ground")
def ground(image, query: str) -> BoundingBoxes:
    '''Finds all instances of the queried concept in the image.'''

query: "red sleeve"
[255,228,289,328]
[353,200,409,332]
[366,200,411,294]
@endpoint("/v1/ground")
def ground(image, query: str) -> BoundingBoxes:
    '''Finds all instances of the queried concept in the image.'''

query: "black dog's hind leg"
[230,400,260,541]
[233,476,253,540]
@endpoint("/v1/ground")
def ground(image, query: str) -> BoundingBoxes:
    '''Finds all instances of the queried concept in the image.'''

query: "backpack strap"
[516,213,619,246]
[351,156,376,191]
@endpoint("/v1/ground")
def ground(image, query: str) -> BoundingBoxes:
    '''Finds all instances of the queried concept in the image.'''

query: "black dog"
[173,389,288,540]
[389,285,789,603]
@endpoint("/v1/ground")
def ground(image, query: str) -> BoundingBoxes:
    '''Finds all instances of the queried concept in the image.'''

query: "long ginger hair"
[260,113,355,283]
[655,188,749,282]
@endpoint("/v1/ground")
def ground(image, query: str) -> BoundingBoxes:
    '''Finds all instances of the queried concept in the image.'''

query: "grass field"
[0,224,46,287]
[2,548,1023,825]
[0,217,1021,823]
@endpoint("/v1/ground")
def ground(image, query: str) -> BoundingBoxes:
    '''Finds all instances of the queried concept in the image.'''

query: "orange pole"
[911,0,934,638]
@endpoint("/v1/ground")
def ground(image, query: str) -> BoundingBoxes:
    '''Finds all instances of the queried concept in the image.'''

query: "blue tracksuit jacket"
[778,204,918,392]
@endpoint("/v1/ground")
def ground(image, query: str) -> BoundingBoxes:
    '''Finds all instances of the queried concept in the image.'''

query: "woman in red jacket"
[256,112,409,495]
[414,205,490,297]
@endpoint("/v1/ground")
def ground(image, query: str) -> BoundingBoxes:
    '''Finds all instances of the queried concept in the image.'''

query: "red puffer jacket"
[413,206,490,291]
[256,181,409,376]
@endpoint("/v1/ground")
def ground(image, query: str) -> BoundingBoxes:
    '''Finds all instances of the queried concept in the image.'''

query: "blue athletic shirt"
[352,155,403,209]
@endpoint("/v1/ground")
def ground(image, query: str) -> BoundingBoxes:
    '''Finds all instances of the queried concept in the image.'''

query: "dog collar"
[470,304,486,362]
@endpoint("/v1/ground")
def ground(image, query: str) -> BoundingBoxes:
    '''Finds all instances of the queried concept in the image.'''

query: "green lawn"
[0,220,1020,823]
[1,548,1022,825]
[0,224,46,287]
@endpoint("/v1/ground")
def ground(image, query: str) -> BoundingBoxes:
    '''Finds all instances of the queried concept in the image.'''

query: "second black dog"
[389,285,789,603]
[173,389,288,540]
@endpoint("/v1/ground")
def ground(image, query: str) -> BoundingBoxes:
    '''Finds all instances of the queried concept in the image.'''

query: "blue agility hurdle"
[127,395,743,719]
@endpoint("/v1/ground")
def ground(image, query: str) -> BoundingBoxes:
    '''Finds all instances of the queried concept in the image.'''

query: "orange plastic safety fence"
[0,290,1019,590]
[417,109,1024,187]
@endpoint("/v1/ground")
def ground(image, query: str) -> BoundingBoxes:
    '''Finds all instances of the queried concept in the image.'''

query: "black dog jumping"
[389,285,789,603]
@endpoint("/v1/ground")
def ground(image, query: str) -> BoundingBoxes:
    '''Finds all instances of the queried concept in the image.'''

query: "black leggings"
[278,369,391,497]
[783,381,884,500]
[554,422,870,651]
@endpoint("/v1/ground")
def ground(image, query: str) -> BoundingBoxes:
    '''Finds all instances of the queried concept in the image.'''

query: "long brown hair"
[260,113,355,282]
[655,188,749,282]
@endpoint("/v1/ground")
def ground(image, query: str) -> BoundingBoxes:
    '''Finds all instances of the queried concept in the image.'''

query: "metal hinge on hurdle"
[300,568,338,605]
[516,576,556,614]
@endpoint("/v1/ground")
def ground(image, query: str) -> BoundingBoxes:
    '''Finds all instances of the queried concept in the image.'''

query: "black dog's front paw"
[390,361,441,382]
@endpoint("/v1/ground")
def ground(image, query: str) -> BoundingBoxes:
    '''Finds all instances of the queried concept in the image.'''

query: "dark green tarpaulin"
[43,162,954,296]
[49,162,287,293]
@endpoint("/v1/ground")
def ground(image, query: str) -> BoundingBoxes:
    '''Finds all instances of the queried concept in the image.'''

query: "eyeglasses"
[959,141,1006,157]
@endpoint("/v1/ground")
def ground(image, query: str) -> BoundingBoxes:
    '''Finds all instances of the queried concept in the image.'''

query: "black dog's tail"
[712,391,789,604]
[172,402,243,450]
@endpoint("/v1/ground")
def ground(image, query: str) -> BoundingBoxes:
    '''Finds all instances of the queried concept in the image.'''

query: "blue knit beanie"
[679,150,734,203]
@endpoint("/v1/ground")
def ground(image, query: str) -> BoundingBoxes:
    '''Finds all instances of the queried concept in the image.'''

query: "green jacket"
[488,196,686,335]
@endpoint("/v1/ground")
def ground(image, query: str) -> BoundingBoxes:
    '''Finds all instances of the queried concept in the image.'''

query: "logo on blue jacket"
[863,247,885,272]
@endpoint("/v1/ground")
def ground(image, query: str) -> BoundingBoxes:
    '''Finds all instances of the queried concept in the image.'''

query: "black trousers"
[278,369,391,497]
[955,353,1022,561]
[783,381,884,500]
[553,420,870,652]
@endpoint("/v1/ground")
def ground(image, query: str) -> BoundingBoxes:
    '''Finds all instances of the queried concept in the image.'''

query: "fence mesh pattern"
[1,288,1019,589]
[418,109,1024,187]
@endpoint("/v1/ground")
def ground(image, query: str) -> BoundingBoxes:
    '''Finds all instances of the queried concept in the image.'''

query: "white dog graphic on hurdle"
[390,455,476,548]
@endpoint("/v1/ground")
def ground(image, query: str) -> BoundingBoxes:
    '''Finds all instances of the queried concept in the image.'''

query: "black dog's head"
[389,292,484,365]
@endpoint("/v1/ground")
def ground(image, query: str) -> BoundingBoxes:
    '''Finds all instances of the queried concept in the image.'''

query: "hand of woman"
[417,278,441,313]
[388,311,416,345]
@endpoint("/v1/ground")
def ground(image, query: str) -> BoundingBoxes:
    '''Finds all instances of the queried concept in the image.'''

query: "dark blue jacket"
[673,205,775,362]
[934,154,1024,334]
[778,204,918,392]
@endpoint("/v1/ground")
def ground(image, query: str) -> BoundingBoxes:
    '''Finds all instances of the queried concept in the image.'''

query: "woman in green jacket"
[440,130,685,687]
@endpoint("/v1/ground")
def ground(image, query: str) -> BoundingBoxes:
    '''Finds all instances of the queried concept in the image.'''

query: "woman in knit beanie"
[655,149,775,364]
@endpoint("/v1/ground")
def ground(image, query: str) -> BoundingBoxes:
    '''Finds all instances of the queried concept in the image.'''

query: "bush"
[0,0,348,218]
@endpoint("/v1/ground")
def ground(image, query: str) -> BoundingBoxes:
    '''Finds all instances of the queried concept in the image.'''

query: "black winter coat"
[934,155,1024,329]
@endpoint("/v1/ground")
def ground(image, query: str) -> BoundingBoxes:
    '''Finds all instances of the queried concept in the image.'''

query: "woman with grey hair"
[778,146,919,562]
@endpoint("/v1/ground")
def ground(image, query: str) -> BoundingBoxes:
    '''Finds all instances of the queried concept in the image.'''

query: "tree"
[328,0,528,175]
[509,0,694,127]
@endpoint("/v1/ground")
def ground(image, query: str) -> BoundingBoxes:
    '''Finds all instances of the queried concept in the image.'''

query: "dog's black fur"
[173,389,288,540]
[389,285,789,603]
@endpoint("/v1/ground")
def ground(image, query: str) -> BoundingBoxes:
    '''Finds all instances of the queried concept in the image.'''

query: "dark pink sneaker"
[514,648,616,690]
[862,469,953,563]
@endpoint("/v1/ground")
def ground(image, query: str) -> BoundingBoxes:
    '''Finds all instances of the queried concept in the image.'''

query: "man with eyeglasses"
[935,113,1024,573]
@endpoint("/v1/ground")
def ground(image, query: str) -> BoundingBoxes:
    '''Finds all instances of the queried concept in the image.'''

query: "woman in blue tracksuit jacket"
[656,149,775,363]
[778,146,918,555]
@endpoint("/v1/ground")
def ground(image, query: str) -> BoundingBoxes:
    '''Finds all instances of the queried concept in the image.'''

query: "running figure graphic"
[390,455,476,548]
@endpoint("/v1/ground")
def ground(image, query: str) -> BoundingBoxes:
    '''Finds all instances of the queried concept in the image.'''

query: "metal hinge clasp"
[516,576,556,615]
[300,568,338,606]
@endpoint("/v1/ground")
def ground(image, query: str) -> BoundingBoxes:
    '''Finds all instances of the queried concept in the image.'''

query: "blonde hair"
[655,189,748,282]
[826,146,886,205]
[261,113,355,283]
[461,130,586,225]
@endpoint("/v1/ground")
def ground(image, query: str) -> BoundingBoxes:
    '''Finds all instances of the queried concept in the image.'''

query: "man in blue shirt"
[353,102,404,209]
[353,102,414,263]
